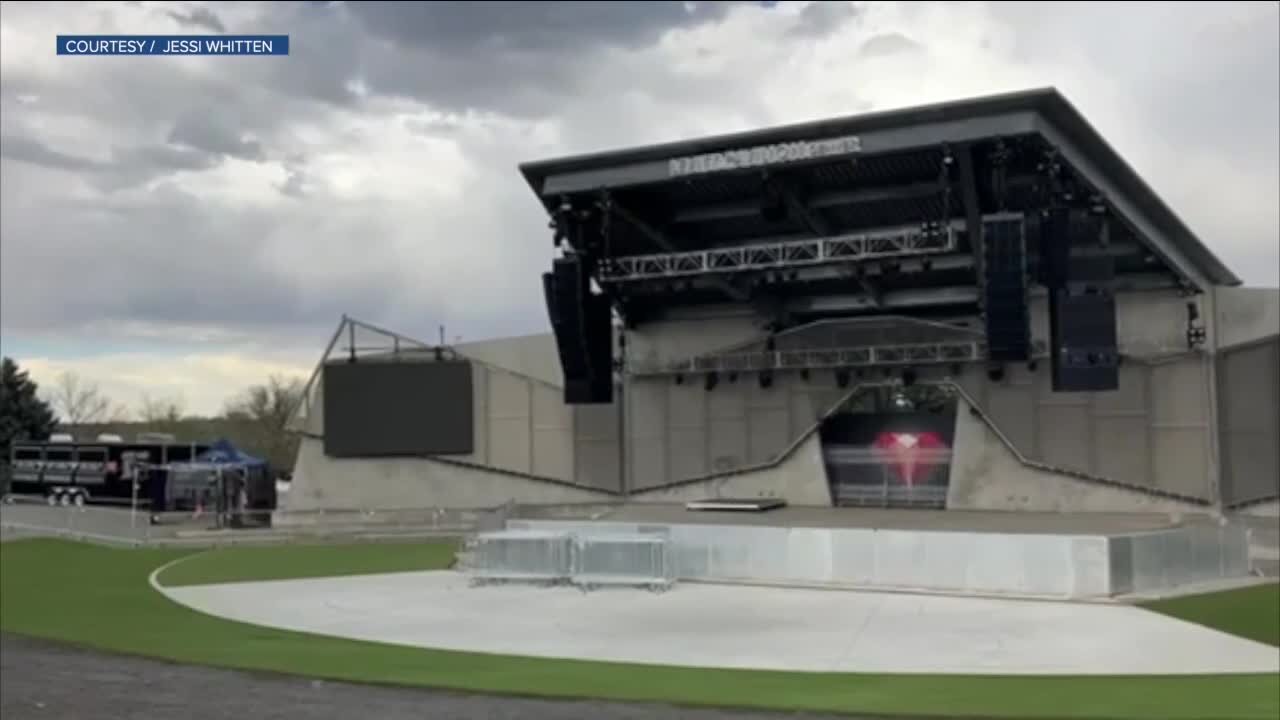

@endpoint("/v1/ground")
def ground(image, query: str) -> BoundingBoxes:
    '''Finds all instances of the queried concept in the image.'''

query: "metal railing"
[823,446,953,509]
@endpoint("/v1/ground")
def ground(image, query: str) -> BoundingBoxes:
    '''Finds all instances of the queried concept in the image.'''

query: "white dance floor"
[158,571,1280,675]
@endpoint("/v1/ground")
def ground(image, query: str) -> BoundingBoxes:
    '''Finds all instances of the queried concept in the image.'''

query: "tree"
[137,393,186,424]
[0,357,58,451]
[48,371,113,426]
[223,374,306,470]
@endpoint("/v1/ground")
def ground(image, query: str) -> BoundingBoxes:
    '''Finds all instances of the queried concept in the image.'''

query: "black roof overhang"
[519,88,1239,290]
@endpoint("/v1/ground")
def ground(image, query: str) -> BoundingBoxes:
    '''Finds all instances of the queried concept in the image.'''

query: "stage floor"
[562,504,1191,534]
[159,571,1280,676]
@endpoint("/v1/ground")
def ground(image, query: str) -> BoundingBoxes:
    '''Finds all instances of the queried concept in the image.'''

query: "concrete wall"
[627,433,833,506]
[455,333,565,387]
[296,348,624,493]
[1218,336,1280,507]
[623,371,843,491]
[1215,286,1280,350]
[283,436,613,511]
[951,353,1215,500]
[946,392,1208,513]
[624,306,764,369]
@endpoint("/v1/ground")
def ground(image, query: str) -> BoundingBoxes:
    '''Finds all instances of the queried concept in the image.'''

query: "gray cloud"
[790,0,861,38]
[858,32,923,58]
[348,1,745,54]
[163,5,227,33]
[0,135,221,190]
[0,135,102,173]
[168,109,266,161]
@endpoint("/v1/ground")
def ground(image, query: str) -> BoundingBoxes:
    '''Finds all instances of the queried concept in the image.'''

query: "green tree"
[0,357,58,451]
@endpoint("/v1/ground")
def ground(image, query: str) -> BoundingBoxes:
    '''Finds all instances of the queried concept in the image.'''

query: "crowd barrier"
[460,529,676,590]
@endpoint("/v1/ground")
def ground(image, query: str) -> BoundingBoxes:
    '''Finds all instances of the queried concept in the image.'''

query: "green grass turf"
[1141,583,1280,648]
[157,540,459,586]
[1,538,1276,720]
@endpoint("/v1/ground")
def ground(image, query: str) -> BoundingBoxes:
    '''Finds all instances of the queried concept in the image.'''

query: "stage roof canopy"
[520,88,1238,297]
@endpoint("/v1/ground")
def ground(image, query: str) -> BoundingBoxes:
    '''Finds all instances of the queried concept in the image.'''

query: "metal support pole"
[130,468,138,531]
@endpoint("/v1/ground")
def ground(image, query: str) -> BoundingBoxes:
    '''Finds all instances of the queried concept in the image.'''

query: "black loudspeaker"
[1040,208,1100,288]
[981,216,1031,362]
[1049,255,1119,392]
[544,256,613,404]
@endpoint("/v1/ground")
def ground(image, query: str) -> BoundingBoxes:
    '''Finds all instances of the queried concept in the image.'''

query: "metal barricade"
[571,533,676,592]
[459,529,573,585]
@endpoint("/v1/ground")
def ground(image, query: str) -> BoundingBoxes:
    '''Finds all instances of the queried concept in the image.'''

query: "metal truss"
[628,337,1051,376]
[628,339,985,376]
[600,220,962,283]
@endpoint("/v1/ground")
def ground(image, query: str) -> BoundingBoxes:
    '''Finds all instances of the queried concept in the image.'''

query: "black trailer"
[6,439,212,509]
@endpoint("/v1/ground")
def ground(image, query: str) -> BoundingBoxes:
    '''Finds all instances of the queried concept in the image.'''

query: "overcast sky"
[1,1,1277,417]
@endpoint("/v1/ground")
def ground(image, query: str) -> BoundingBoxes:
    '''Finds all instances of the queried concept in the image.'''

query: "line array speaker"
[543,255,613,404]
[981,216,1031,362]
[1049,255,1119,392]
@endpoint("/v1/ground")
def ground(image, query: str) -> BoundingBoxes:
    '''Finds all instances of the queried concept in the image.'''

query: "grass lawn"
[0,538,1276,720]
[1141,583,1280,648]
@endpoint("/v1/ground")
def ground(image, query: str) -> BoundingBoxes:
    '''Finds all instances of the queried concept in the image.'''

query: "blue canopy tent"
[161,439,271,527]
[177,438,268,472]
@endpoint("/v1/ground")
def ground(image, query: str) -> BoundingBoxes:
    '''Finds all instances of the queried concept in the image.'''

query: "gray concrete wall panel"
[1036,403,1092,474]
[531,382,573,481]
[1218,337,1280,506]
[947,392,1206,513]
[285,437,611,511]
[572,402,622,492]
[455,333,564,387]
[629,433,832,506]
[625,311,762,368]
[1216,287,1280,350]
[956,350,1213,500]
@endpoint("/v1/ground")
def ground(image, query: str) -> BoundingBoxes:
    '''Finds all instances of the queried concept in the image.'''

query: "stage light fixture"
[987,365,1005,383]
[675,374,684,385]
[902,368,918,387]
[800,368,810,382]
[759,369,774,389]
[835,368,850,388]
[705,372,719,392]
[728,371,739,383]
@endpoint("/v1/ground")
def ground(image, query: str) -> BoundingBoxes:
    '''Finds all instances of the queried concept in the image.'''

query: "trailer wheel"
[46,492,59,507]
[57,492,71,507]
[72,491,86,508]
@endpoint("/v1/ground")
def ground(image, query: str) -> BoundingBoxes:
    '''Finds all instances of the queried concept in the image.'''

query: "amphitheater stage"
[505,504,1250,600]
[158,570,1280,676]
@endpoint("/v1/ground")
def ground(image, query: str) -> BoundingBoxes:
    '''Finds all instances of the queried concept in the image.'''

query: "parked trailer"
[6,439,212,509]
